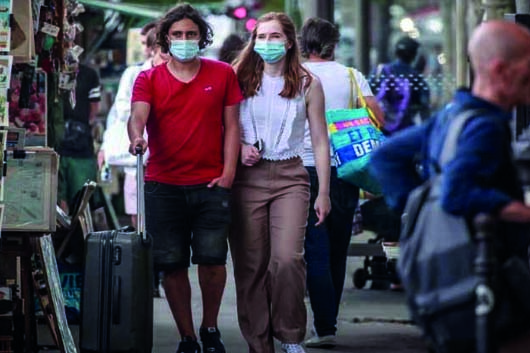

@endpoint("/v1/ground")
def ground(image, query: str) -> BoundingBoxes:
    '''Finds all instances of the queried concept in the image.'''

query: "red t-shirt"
[132,58,243,185]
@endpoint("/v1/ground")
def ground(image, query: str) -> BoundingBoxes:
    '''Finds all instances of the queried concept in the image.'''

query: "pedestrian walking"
[230,11,331,353]
[128,4,243,353]
[298,17,384,348]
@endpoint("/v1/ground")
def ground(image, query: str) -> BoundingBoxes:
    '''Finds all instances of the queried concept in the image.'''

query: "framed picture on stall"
[8,67,47,146]
[0,0,12,53]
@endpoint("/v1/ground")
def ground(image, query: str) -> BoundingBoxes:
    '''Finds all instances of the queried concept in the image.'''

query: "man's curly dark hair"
[156,3,213,53]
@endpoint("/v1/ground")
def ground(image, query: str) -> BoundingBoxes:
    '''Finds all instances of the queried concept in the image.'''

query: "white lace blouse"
[240,73,307,161]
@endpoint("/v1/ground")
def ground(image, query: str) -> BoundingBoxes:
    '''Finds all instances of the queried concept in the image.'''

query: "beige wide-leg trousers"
[229,157,310,353]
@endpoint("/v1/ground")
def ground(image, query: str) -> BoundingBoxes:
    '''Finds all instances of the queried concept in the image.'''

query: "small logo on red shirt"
[204,85,213,92]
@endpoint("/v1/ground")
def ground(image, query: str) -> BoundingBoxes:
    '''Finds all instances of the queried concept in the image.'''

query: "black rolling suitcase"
[80,148,153,353]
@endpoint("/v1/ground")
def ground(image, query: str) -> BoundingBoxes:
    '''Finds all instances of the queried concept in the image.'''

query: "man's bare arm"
[128,101,150,154]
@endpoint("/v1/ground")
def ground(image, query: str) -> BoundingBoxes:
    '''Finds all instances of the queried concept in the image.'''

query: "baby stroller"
[351,196,402,290]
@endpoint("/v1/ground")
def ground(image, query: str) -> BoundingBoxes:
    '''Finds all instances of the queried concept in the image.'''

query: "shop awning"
[78,0,226,19]
[78,0,164,19]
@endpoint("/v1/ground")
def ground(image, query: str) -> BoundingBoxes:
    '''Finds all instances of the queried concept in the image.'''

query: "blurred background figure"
[58,62,101,214]
[370,36,430,135]
[218,33,245,64]
[98,21,158,227]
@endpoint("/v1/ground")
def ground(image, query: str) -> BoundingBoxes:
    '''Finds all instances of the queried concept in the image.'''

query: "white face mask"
[169,39,200,62]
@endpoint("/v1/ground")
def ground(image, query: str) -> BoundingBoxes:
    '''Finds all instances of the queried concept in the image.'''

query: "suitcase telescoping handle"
[135,145,146,242]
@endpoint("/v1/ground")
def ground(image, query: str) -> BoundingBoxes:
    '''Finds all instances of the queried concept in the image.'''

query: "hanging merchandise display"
[11,0,35,62]
[0,0,97,350]
[0,0,12,53]
[9,67,47,146]
[0,0,11,237]
[0,55,11,125]
[6,0,87,151]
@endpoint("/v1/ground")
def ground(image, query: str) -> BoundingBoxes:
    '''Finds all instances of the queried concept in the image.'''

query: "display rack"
[0,0,86,351]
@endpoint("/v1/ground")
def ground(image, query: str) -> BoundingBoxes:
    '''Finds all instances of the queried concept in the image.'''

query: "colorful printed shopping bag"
[326,68,385,195]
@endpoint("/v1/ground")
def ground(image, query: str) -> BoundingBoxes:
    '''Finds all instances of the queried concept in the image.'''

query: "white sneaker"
[281,343,306,353]
[304,334,337,348]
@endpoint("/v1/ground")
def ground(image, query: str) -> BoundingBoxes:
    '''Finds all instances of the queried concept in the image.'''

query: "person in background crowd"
[370,20,530,353]
[58,63,101,213]
[99,24,167,298]
[129,4,242,353]
[139,21,157,61]
[298,17,384,349]
[218,33,245,64]
[370,36,430,134]
[98,24,163,227]
[230,12,331,353]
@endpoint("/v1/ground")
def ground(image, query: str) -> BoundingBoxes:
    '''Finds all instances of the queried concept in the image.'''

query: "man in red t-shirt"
[128,4,242,353]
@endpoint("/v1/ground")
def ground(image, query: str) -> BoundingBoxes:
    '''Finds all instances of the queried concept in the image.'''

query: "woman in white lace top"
[229,12,331,353]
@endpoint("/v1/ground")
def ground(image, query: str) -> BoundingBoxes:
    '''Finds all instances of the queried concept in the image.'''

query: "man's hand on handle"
[130,137,147,155]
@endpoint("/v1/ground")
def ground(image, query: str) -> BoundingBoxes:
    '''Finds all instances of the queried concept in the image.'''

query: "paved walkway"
[152,236,429,353]
[39,234,429,353]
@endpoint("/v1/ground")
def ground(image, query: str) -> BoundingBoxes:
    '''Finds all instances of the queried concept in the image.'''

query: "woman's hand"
[314,193,331,226]
[97,149,106,169]
[241,144,261,166]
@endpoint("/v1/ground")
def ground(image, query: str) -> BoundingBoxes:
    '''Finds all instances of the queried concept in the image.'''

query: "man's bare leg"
[198,264,226,328]
[163,268,195,338]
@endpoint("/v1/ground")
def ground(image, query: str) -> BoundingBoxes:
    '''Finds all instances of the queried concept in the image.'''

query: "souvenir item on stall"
[0,0,12,53]
[8,67,47,146]
[0,55,11,89]
[0,55,13,126]
[11,0,35,63]
[0,55,12,127]
[33,235,78,353]
[2,148,58,232]
[326,68,385,195]
[3,127,25,149]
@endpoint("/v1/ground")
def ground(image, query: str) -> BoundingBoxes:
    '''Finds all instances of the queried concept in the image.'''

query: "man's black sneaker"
[199,327,226,353]
[177,336,201,353]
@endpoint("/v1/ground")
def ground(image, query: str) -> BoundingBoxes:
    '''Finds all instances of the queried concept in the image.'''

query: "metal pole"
[300,0,317,20]
[516,0,530,13]
[456,0,468,87]
[482,0,515,20]
[316,0,334,22]
[354,0,370,74]
[298,0,333,24]
[375,0,391,66]
[474,213,497,353]
[441,0,455,102]
[284,0,303,29]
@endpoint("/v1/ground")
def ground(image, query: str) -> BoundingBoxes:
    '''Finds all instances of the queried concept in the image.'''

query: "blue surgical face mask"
[253,41,286,64]
[169,39,200,62]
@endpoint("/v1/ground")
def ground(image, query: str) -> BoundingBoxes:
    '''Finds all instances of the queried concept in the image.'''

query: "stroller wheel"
[353,268,368,289]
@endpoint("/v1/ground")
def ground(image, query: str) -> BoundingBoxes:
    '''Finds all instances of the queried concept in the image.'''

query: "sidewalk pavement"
[39,234,430,353]
[152,234,429,353]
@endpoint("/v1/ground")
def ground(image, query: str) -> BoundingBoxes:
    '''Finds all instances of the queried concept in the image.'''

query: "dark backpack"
[400,110,530,352]
[61,119,92,152]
